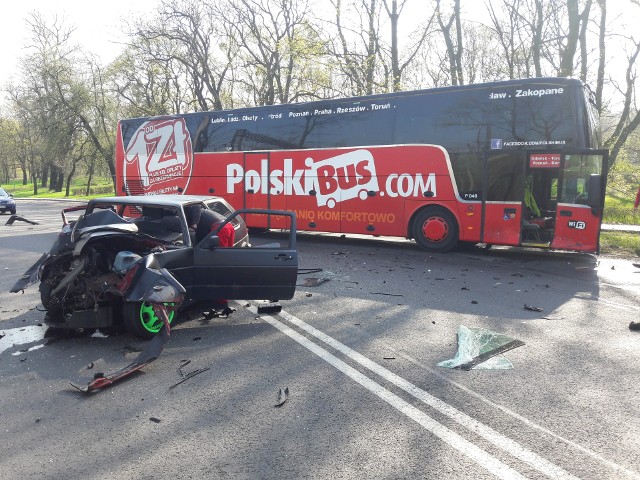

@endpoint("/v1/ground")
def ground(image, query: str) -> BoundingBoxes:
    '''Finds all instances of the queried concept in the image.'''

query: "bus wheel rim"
[139,302,175,333]
[422,216,448,242]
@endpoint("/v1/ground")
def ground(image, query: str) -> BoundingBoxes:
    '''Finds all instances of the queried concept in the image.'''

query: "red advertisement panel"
[529,153,561,168]
[120,118,193,195]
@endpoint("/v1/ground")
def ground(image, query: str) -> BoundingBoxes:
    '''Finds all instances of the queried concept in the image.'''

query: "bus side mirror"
[587,174,602,209]
[207,235,220,250]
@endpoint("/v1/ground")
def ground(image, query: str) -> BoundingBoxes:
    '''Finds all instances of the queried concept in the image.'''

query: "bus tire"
[123,301,176,340]
[412,206,459,252]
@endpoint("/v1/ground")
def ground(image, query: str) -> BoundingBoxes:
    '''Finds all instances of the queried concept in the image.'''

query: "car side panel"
[191,245,298,300]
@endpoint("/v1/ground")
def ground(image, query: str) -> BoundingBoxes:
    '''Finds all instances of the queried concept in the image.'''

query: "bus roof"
[120,77,585,122]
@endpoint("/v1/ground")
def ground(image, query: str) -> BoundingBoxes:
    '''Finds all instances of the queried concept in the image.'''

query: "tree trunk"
[389,0,401,91]
[595,0,606,113]
[41,163,49,188]
[65,162,76,197]
[532,0,543,77]
[31,160,38,195]
[56,170,64,192]
[85,159,95,196]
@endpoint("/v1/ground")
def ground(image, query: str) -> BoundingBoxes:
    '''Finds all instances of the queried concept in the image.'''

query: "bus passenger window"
[559,154,602,204]
[485,153,524,202]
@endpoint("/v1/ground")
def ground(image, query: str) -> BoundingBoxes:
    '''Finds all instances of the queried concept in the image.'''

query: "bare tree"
[435,0,464,85]
[0,118,21,184]
[379,0,435,91]
[110,38,189,117]
[328,0,383,96]
[129,0,235,111]
[215,0,326,106]
[10,13,81,193]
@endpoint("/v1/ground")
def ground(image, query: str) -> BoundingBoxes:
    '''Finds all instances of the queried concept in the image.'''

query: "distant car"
[11,194,298,338]
[0,187,16,215]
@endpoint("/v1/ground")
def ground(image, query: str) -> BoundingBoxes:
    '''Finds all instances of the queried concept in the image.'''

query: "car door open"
[192,209,298,301]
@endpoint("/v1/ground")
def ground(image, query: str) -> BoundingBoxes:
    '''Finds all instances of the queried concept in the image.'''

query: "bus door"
[520,152,562,247]
[481,151,525,246]
[243,152,270,228]
[550,150,608,252]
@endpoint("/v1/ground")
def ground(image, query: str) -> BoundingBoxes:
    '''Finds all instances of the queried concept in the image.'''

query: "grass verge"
[599,231,640,257]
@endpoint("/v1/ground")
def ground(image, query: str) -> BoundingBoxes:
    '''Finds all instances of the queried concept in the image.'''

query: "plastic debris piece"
[70,305,172,393]
[203,306,235,319]
[178,359,191,377]
[169,367,210,389]
[5,215,39,226]
[629,322,640,331]
[257,302,282,314]
[149,417,161,423]
[438,325,525,370]
[298,277,330,287]
[370,292,403,297]
[275,387,289,407]
[524,304,543,312]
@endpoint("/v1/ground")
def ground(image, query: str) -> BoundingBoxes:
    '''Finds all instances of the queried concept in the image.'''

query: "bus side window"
[485,153,524,201]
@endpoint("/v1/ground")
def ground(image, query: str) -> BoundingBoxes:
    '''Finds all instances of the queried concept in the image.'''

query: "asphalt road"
[1,200,639,480]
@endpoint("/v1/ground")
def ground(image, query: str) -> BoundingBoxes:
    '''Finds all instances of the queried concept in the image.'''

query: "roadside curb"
[14,197,86,203]
[601,224,640,233]
[11,198,640,232]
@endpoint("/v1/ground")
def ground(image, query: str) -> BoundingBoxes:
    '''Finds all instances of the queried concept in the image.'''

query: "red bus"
[115,77,608,253]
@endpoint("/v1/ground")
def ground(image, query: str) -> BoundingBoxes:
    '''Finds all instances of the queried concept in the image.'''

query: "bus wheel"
[413,207,458,252]
[123,301,176,340]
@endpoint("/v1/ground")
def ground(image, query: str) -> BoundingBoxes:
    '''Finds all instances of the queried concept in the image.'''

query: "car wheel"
[123,301,176,339]
[412,206,459,252]
[39,279,62,312]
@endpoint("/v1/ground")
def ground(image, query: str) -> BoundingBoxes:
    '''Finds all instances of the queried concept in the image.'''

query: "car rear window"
[206,201,240,226]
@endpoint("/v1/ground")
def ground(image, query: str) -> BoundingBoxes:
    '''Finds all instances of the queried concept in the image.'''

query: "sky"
[0,1,633,92]
[0,0,491,89]
[0,0,160,86]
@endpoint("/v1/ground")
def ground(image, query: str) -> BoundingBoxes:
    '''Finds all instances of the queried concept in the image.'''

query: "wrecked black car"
[11,195,298,339]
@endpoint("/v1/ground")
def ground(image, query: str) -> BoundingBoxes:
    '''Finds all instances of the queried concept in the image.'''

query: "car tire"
[123,301,176,339]
[39,279,60,311]
[412,206,459,252]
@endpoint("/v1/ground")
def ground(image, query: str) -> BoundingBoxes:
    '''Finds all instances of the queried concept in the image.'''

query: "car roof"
[88,194,224,208]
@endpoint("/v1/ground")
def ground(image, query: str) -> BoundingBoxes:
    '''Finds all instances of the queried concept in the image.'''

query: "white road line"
[250,307,528,480]
[270,309,581,480]
[593,295,640,311]
[392,349,640,480]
